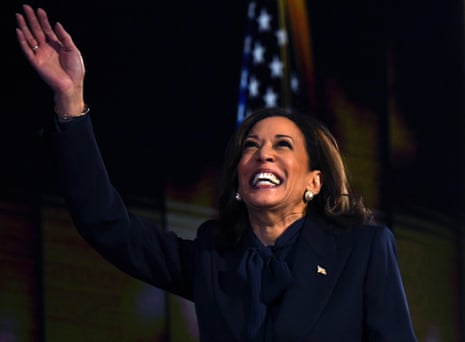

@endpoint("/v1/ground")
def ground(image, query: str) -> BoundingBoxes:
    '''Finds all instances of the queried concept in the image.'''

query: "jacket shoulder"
[196,219,221,246]
[346,223,399,258]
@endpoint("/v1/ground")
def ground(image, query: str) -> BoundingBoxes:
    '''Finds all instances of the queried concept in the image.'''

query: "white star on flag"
[236,0,311,124]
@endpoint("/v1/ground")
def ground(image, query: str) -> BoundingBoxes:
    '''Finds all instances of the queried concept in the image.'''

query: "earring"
[304,190,314,202]
[235,192,242,202]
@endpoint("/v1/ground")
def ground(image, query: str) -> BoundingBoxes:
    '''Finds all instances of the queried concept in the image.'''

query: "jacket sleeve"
[364,225,417,341]
[50,114,196,300]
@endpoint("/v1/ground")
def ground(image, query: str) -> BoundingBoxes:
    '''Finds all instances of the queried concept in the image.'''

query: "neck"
[248,211,304,246]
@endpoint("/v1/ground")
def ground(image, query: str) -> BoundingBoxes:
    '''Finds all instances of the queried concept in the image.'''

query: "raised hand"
[16,4,86,116]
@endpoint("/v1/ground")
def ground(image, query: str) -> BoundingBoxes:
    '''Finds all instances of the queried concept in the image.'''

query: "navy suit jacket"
[51,115,417,341]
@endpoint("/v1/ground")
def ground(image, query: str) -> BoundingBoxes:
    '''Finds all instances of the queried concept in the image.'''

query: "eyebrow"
[246,134,295,142]
[245,134,295,143]
[276,134,295,142]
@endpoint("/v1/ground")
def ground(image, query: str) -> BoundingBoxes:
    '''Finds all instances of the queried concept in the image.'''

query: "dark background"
[3,0,464,215]
[3,1,245,201]
[1,0,465,340]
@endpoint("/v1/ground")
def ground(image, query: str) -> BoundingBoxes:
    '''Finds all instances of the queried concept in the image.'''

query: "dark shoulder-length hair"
[215,107,373,249]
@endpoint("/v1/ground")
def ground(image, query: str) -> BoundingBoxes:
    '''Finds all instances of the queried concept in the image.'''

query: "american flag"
[237,0,314,125]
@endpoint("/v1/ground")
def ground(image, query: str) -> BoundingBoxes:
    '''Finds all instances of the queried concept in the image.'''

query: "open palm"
[16,5,85,95]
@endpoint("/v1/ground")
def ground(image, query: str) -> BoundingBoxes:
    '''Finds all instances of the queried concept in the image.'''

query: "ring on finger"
[32,45,39,50]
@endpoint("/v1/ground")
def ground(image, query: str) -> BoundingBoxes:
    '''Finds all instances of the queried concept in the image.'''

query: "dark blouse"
[239,218,304,341]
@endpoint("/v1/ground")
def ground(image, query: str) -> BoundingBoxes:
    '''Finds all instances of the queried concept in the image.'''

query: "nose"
[256,143,275,162]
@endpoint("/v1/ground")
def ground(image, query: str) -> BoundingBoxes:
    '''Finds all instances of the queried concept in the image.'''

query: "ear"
[306,170,322,195]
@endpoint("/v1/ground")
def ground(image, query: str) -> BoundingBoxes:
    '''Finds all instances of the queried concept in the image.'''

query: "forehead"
[248,116,303,138]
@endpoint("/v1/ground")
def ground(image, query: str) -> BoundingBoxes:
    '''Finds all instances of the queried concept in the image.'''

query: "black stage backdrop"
[3,0,244,200]
[2,0,463,214]
[1,1,465,341]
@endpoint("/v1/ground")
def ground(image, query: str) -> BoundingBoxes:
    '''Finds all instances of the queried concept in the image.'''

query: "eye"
[243,139,259,150]
[276,139,293,149]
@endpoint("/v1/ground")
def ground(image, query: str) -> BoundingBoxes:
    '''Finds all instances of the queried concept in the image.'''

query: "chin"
[246,197,282,209]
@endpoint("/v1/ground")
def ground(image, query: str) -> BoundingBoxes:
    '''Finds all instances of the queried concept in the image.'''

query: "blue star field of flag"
[237,1,305,125]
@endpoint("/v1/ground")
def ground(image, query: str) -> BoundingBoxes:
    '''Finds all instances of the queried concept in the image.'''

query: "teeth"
[252,172,281,186]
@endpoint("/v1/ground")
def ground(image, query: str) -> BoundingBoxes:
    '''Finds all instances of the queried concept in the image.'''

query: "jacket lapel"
[275,216,353,340]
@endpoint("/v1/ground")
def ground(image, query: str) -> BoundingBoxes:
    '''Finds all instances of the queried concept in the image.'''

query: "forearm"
[51,114,125,226]
[49,115,195,295]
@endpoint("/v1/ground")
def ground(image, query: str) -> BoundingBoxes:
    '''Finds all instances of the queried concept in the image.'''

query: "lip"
[249,168,283,188]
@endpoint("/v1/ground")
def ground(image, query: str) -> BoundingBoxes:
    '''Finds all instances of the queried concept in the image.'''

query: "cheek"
[290,160,310,182]
[237,154,251,174]
[236,158,248,187]
[237,154,258,190]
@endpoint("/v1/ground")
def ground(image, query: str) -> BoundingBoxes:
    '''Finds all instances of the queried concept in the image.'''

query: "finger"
[16,28,36,61]
[37,8,61,48]
[55,22,78,52]
[16,12,39,51]
[22,4,46,45]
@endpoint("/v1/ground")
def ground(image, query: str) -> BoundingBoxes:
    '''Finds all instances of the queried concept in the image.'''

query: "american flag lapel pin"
[317,265,327,276]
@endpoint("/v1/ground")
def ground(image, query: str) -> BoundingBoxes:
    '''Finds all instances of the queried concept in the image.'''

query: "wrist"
[53,88,85,116]
[55,104,90,122]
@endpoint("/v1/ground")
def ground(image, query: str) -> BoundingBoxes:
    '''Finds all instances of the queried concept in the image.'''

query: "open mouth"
[250,171,282,187]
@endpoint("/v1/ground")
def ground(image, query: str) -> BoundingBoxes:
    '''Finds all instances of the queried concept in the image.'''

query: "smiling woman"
[217,108,370,248]
[236,115,321,245]
[16,4,417,341]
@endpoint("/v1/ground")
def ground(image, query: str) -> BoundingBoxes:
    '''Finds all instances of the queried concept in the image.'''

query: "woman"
[16,5,417,341]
